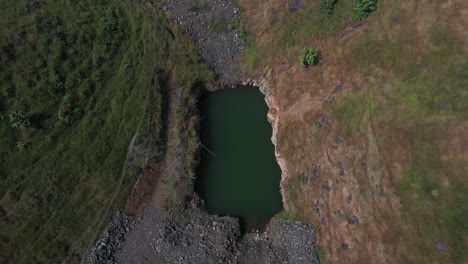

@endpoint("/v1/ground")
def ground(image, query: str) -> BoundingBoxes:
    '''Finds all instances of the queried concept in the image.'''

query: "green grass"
[286,175,304,216]
[239,0,356,72]
[317,246,327,263]
[320,0,337,16]
[0,0,212,263]
[348,22,467,120]
[210,22,225,34]
[278,9,321,51]
[274,211,296,221]
[242,35,260,73]
[338,14,468,263]
[331,92,374,135]
[210,19,243,35]
[280,0,356,47]
[398,125,468,263]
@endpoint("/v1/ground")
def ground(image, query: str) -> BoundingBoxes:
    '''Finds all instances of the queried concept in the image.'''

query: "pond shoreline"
[243,78,291,211]
[83,0,319,261]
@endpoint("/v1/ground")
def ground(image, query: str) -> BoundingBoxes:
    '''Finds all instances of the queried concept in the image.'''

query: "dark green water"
[196,87,283,230]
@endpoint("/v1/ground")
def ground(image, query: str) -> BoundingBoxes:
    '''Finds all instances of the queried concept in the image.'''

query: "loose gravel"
[83,207,319,264]
[160,0,245,87]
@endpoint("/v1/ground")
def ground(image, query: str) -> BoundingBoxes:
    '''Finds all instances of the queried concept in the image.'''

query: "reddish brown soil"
[124,164,163,216]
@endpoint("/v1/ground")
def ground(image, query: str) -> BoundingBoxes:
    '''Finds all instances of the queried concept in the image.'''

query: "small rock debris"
[83,208,321,264]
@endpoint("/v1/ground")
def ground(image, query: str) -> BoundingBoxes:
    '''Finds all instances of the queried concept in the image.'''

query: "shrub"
[353,0,377,21]
[58,94,80,124]
[299,47,318,67]
[78,79,93,98]
[8,110,30,128]
[16,141,25,149]
[97,8,124,55]
[320,0,337,16]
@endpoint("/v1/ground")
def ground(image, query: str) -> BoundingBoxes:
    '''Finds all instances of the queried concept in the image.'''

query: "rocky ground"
[82,212,131,264]
[160,0,245,87]
[83,205,319,264]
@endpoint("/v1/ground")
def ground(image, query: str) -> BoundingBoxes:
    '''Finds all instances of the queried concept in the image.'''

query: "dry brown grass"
[238,0,468,263]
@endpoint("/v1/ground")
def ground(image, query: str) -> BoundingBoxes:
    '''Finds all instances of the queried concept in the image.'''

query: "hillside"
[238,0,467,263]
[0,0,211,262]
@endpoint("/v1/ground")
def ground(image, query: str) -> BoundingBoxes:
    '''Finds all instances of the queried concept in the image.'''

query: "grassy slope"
[239,0,467,262]
[343,2,467,262]
[0,0,211,263]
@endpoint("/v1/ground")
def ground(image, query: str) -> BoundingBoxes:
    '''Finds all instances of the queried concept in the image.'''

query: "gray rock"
[83,208,320,264]
[341,243,349,250]
[160,0,245,87]
[435,241,451,252]
[347,215,359,225]
[82,212,130,264]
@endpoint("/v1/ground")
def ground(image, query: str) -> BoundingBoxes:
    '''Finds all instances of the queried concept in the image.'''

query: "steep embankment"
[243,78,291,211]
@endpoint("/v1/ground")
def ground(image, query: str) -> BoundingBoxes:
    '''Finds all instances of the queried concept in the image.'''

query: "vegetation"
[353,0,377,21]
[210,22,225,34]
[238,0,467,262]
[210,19,243,35]
[8,111,30,128]
[340,9,467,262]
[331,93,373,135]
[320,0,337,16]
[397,125,468,263]
[58,94,80,124]
[240,0,357,72]
[243,36,260,73]
[275,211,296,221]
[299,47,318,67]
[0,0,212,263]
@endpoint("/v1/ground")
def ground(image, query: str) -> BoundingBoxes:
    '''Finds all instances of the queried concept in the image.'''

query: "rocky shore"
[83,205,319,264]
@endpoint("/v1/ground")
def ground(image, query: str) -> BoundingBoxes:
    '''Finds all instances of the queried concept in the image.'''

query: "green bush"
[353,0,377,21]
[320,0,337,16]
[8,110,30,128]
[299,47,318,67]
